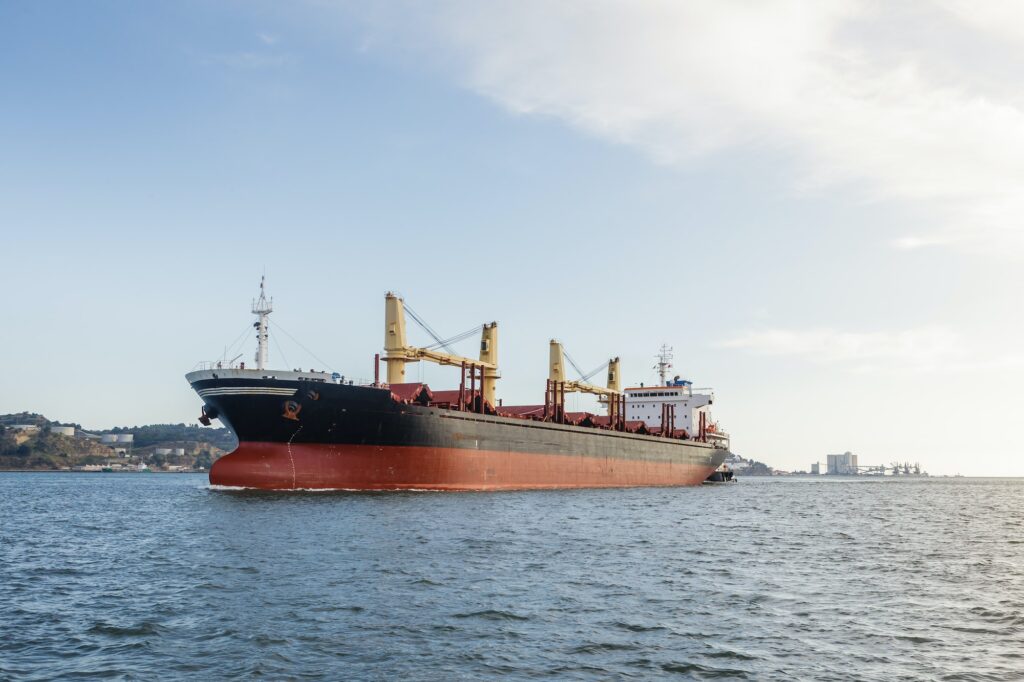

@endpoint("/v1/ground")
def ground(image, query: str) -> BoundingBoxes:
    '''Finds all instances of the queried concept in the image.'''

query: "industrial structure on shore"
[811,452,927,476]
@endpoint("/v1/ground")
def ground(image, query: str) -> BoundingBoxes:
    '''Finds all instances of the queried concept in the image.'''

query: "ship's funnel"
[607,357,621,393]
[384,292,409,384]
[480,322,499,405]
[549,340,566,382]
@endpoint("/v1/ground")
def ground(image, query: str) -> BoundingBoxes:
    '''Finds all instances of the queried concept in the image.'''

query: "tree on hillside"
[194,450,213,470]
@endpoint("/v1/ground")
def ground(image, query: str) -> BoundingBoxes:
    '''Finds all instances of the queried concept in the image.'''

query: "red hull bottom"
[210,442,719,490]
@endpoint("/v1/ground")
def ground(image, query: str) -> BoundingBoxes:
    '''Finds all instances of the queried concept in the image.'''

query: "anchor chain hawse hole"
[282,400,302,421]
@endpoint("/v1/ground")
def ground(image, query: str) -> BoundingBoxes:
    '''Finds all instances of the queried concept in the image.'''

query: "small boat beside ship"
[186,281,732,491]
[703,464,736,484]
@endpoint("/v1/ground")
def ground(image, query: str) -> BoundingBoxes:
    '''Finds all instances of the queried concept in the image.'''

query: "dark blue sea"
[2,473,1022,680]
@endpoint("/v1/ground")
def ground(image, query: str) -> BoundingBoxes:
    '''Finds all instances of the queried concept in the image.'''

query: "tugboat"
[703,463,736,484]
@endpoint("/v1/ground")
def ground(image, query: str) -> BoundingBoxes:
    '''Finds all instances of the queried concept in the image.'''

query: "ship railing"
[332,377,377,386]
[287,373,379,386]
[190,360,254,372]
[189,361,377,386]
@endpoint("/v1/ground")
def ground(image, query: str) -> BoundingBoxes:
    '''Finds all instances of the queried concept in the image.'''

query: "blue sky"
[3,1,1022,474]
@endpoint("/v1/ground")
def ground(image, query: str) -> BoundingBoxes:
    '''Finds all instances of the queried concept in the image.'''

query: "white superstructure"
[620,346,728,444]
[625,380,712,433]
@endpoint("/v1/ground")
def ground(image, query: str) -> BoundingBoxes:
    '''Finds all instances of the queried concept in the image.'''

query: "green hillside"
[0,414,236,471]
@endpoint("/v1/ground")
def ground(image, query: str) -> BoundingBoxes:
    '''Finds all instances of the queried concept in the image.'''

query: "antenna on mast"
[653,344,673,386]
[251,276,273,370]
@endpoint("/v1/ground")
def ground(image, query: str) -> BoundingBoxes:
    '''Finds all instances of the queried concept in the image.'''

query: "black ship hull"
[188,371,729,490]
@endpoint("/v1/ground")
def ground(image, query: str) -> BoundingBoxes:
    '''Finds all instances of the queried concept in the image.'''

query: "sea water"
[1,473,1022,680]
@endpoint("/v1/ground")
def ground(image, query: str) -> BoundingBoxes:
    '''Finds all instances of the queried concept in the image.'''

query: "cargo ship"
[186,281,731,490]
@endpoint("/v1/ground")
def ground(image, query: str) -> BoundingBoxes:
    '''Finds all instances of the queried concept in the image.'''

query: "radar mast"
[653,344,674,386]
[251,276,273,370]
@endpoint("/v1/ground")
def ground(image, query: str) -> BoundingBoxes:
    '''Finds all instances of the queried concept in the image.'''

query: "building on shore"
[826,451,858,475]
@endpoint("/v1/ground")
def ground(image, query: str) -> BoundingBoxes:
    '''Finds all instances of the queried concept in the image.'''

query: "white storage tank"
[51,426,76,437]
[100,434,118,444]
[115,434,134,443]
[173,448,185,456]
[154,448,172,456]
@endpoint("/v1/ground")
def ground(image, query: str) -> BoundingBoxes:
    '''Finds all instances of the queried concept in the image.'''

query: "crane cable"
[561,347,589,382]
[562,346,609,384]
[404,303,483,356]
[268,319,336,373]
[221,324,253,363]
[273,328,290,370]
[425,325,483,351]
[403,303,454,354]
[581,361,609,383]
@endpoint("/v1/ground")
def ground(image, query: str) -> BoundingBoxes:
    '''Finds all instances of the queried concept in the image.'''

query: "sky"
[2,1,1022,475]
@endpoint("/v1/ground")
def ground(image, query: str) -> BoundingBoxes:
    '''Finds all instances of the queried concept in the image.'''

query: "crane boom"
[383,293,498,401]
[549,340,621,400]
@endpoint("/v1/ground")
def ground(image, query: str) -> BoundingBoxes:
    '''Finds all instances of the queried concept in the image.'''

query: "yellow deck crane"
[548,339,618,409]
[383,292,499,405]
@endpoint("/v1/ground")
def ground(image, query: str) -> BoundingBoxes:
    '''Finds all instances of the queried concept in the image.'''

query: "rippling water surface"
[2,473,1022,680]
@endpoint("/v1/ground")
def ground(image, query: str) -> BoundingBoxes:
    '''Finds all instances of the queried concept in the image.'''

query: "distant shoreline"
[0,469,206,474]
[1,470,1017,479]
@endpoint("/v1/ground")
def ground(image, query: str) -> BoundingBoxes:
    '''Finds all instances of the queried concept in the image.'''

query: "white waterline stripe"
[197,386,297,391]
[197,388,297,393]
[196,387,299,393]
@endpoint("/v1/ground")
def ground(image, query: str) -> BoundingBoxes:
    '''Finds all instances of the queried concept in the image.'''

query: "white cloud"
[722,326,958,364]
[934,1,1024,43]
[190,49,296,69]
[339,0,1024,256]
[218,52,295,68]
[186,32,292,69]
[890,234,959,250]
[721,326,1024,373]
